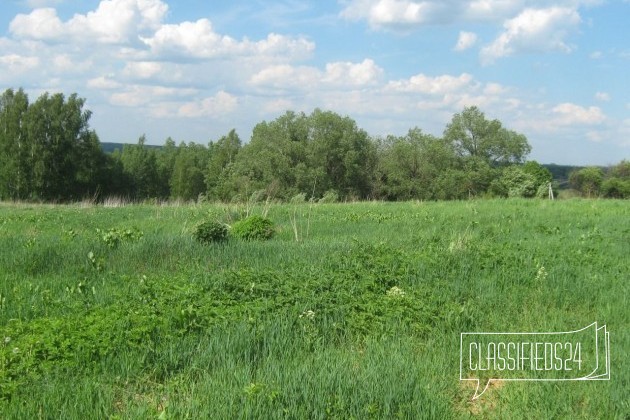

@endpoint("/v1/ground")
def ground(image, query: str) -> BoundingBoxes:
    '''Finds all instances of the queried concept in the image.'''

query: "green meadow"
[0,199,628,419]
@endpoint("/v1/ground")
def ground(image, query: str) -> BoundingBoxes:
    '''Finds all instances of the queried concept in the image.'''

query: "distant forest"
[99,143,581,184]
[1,88,628,202]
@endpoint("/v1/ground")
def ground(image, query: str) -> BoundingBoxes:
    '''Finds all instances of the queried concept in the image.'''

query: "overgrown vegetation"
[193,220,229,244]
[231,215,275,241]
[0,200,627,418]
[4,88,625,203]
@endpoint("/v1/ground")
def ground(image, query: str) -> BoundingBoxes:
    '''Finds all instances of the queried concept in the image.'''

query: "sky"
[1,0,629,165]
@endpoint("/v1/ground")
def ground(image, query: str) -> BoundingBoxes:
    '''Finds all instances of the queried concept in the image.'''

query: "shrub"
[231,215,275,241]
[194,220,229,244]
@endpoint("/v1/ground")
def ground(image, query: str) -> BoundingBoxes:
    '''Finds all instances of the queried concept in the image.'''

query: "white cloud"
[10,8,65,41]
[551,103,606,126]
[109,84,197,107]
[123,61,162,79]
[386,73,476,95]
[323,59,384,86]
[340,0,452,30]
[483,82,509,95]
[463,0,524,21]
[480,7,581,64]
[341,0,600,29]
[0,54,40,72]
[250,64,320,89]
[10,0,169,44]
[250,59,383,90]
[454,31,478,51]
[177,91,238,118]
[140,19,314,61]
[87,76,122,90]
[586,130,604,142]
[261,98,295,114]
[594,91,610,102]
[25,0,63,7]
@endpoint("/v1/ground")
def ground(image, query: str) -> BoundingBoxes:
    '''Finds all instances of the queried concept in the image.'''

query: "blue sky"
[1,0,629,165]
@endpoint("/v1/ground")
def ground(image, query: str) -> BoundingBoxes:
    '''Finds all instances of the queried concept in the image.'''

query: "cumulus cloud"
[339,0,590,30]
[123,61,162,79]
[454,31,478,51]
[480,7,581,64]
[0,54,40,72]
[250,64,320,89]
[25,0,63,7]
[323,59,384,86]
[551,102,606,126]
[140,19,314,61]
[10,0,169,44]
[341,0,598,29]
[177,91,238,118]
[250,59,383,90]
[9,8,65,41]
[340,0,454,30]
[109,84,197,107]
[87,76,122,90]
[594,91,610,102]
[386,73,477,95]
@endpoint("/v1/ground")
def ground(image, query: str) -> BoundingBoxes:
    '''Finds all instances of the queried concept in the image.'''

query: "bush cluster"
[194,216,275,244]
[231,215,275,241]
[194,221,229,244]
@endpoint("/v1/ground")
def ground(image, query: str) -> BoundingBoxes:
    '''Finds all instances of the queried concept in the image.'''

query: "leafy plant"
[193,220,229,244]
[231,215,275,241]
[96,227,143,248]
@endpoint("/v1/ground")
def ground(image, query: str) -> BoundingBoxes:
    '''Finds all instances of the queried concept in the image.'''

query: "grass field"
[0,199,628,419]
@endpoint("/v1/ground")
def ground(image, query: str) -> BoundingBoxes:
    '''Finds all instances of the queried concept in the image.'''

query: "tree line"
[1,88,628,202]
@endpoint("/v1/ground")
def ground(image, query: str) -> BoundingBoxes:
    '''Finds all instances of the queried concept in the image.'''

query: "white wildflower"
[299,310,315,320]
[386,286,406,298]
[535,265,548,282]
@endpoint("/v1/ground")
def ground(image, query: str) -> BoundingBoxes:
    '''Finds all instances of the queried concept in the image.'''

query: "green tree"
[154,137,178,198]
[490,166,538,198]
[522,161,552,186]
[231,111,310,200]
[601,177,630,198]
[170,142,209,201]
[305,109,376,199]
[119,135,160,199]
[569,166,604,198]
[375,129,456,200]
[0,88,30,200]
[443,106,531,165]
[601,160,630,199]
[206,129,242,201]
[608,160,630,180]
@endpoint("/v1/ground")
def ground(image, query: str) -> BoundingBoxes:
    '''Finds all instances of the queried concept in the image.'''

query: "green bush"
[231,215,275,240]
[194,220,229,244]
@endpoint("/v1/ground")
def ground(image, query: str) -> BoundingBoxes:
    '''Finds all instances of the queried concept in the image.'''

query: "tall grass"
[0,199,628,418]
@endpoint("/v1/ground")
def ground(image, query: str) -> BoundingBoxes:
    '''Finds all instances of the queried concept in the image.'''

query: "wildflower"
[3,336,10,344]
[535,265,548,282]
[12,347,19,354]
[386,286,406,298]
[299,310,315,320]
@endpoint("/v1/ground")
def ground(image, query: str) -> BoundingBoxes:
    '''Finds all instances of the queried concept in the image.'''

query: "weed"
[193,220,229,244]
[231,215,275,240]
